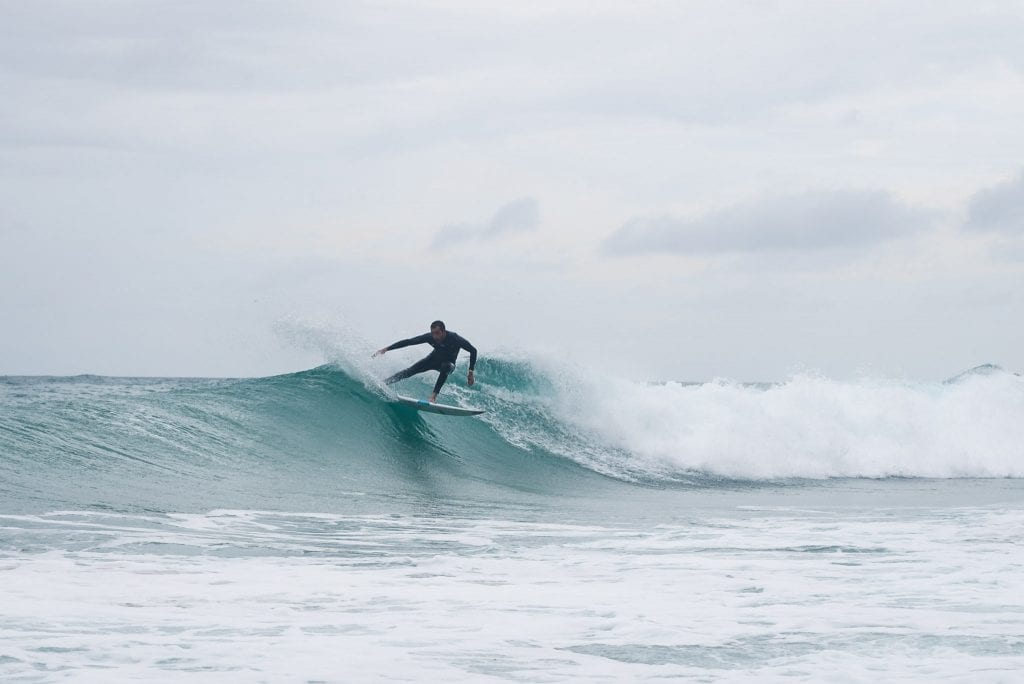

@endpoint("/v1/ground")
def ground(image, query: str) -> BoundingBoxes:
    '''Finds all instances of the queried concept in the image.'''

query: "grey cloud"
[604,190,929,257]
[431,223,476,250]
[432,198,539,250]
[965,171,1024,235]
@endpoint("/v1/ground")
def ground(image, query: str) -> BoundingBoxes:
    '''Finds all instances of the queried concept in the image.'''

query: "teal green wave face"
[0,366,624,516]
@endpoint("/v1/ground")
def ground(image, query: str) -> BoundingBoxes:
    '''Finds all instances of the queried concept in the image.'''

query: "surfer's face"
[431,327,446,343]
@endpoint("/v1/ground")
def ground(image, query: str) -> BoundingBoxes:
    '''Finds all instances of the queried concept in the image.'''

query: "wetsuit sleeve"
[461,338,478,371]
[386,333,431,351]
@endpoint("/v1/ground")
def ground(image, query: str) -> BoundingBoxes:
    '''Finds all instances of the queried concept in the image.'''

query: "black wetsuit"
[384,331,478,395]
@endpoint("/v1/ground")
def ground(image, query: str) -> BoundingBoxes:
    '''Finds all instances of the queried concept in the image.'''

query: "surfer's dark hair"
[430,320,445,331]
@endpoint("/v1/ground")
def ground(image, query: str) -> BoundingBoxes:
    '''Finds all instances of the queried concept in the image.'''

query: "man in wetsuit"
[373,320,477,403]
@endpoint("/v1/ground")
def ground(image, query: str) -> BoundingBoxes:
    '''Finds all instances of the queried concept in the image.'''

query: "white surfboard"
[396,395,485,416]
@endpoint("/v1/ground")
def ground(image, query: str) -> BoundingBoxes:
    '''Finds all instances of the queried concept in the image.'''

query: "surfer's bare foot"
[429,393,438,403]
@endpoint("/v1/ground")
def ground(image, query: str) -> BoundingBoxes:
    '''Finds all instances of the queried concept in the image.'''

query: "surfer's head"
[430,320,446,342]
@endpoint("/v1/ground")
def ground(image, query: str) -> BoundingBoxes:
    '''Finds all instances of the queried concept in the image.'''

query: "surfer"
[373,320,477,403]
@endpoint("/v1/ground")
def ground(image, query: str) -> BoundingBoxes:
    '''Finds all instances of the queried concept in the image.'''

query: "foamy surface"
[3,502,1023,682]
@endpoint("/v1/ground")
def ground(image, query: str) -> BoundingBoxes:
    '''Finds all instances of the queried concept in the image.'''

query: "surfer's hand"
[429,393,438,403]
[372,348,387,358]
[467,370,475,386]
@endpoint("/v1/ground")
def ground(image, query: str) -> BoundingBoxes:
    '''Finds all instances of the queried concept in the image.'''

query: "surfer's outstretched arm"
[373,333,432,357]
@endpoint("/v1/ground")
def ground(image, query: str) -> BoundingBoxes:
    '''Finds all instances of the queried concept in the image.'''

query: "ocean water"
[2,360,1023,682]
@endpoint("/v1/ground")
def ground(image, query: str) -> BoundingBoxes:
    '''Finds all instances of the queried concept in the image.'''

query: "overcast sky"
[2,0,1023,381]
